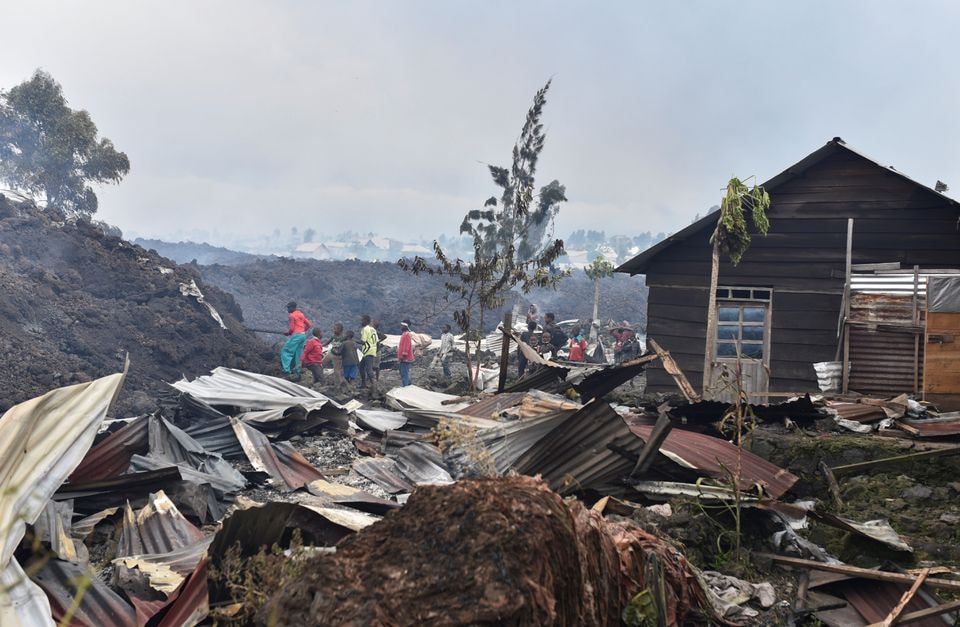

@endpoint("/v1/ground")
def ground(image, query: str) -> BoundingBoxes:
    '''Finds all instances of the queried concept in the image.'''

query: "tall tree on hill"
[702,177,771,397]
[399,80,568,388]
[0,70,130,215]
[584,255,615,341]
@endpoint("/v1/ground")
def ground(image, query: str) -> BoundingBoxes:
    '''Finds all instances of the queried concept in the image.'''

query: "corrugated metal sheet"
[626,422,798,499]
[457,393,527,418]
[117,491,204,558]
[513,400,641,494]
[353,457,416,494]
[230,418,325,491]
[572,355,658,402]
[71,415,149,482]
[901,416,960,436]
[30,558,136,627]
[848,292,925,396]
[182,417,244,458]
[305,479,400,515]
[826,401,887,423]
[830,579,946,627]
[0,370,126,627]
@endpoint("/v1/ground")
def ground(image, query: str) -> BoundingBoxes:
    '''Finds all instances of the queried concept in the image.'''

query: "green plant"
[0,70,130,214]
[209,530,311,626]
[702,177,771,395]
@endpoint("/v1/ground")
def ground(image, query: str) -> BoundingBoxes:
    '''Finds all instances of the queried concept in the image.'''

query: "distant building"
[292,242,332,260]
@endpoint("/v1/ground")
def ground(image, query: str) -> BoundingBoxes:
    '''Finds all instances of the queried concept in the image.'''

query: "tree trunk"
[590,278,600,342]
[702,240,720,398]
[474,307,485,389]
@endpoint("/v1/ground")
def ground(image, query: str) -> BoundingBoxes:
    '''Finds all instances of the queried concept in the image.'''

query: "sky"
[2,1,960,248]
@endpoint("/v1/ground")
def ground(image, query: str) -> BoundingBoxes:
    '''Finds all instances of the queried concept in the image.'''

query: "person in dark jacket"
[341,331,360,385]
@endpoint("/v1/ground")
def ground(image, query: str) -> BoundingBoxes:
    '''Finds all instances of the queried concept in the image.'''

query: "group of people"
[517,311,590,377]
[279,302,424,393]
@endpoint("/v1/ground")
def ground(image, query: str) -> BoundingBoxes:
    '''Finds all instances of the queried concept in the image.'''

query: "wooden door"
[710,301,770,402]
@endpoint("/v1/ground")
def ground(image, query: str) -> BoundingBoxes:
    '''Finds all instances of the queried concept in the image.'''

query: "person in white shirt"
[438,324,455,379]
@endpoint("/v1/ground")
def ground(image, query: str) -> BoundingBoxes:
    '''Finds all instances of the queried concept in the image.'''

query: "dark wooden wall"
[642,149,960,394]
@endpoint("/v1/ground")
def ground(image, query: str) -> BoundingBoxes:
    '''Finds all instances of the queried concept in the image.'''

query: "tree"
[702,177,771,397]
[0,70,129,215]
[584,255,615,341]
[399,80,568,388]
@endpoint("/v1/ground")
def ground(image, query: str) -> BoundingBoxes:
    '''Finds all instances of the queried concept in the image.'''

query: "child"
[301,328,324,383]
[341,330,360,384]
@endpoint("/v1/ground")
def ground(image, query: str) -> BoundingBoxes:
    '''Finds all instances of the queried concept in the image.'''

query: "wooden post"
[631,411,673,476]
[841,218,854,394]
[497,312,512,393]
[913,265,920,395]
[703,241,721,398]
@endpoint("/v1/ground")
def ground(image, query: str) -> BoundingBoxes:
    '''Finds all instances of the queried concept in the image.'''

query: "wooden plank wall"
[642,150,960,395]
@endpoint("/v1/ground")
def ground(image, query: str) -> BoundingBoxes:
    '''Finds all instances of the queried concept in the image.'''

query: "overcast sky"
[2,1,960,247]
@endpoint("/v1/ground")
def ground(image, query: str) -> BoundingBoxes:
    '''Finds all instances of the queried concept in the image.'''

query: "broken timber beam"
[648,339,701,403]
[756,554,960,592]
[831,445,960,477]
[875,567,929,627]
[867,599,960,626]
[819,461,843,511]
[630,411,673,477]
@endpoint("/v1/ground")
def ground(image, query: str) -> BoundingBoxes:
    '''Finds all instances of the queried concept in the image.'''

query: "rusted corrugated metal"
[117,491,204,558]
[30,558,136,627]
[848,292,925,396]
[572,355,658,402]
[826,401,887,423]
[513,400,641,494]
[230,418,325,491]
[830,579,946,627]
[627,421,798,499]
[901,416,960,436]
[70,414,149,482]
[457,393,527,418]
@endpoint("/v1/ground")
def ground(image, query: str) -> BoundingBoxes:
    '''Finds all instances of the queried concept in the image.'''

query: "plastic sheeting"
[927,276,960,313]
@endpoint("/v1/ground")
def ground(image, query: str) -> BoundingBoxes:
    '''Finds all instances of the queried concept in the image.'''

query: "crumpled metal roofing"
[626,421,798,499]
[170,367,339,412]
[117,491,204,558]
[0,370,126,627]
[230,417,325,491]
[514,400,642,494]
[385,385,471,413]
[353,457,416,494]
[354,408,408,433]
[71,414,149,482]
[394,442,454,485]
[305,479,400,515]
[30,557,136,627]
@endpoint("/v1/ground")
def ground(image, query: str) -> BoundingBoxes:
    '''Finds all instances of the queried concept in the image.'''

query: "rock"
[902,485,933,501]
[753,582,776,609]
[948,482,960,494]
[939,513,960,525]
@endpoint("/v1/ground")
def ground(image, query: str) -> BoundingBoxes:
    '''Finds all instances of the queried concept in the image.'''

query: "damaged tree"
[585,255,616,341]
[702,177,771,397]
[399,80,567,388]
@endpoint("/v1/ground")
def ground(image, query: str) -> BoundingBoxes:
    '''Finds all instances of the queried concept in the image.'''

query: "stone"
[901,485,932,501]
[752,582,776,609]
[939,513,960,525]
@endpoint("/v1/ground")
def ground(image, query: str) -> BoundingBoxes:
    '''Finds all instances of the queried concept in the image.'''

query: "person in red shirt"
[568,333,588,362]
[397,319,415,386]
[300,328,324,383]
[281,301,312,377]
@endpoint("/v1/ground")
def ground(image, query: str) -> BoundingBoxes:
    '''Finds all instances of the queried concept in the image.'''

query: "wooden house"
[617,138,960,399]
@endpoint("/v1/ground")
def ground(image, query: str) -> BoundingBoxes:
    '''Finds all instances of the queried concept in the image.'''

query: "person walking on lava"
[281,301,311,378]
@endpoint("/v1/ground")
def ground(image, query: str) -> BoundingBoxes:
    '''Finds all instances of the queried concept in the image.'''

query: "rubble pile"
[0,195,274,414]
[3,337,960,625]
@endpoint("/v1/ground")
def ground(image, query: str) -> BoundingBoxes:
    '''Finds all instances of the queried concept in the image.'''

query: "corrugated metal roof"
[626,421,798,499]
[0,370,126,627]
[513,400,641,494]
[30,557,136,627]
[617,138,960,276]
[230,418,325,491]
[457,393,527,418]
[71,415,149,482]
[117,491,204,558]
[353,457,416,494]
